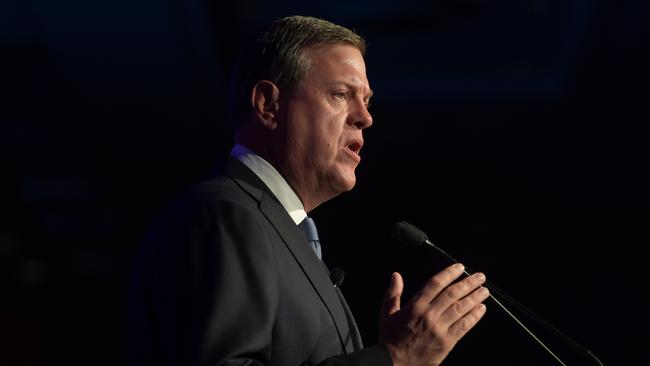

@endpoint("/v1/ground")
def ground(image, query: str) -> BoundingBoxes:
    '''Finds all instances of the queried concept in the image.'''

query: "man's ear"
[250,80,280,129]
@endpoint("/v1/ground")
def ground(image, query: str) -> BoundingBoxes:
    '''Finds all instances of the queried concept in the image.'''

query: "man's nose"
[349,100,373,129]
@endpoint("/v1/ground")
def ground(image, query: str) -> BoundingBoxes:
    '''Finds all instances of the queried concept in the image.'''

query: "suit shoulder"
[190,175,260,206]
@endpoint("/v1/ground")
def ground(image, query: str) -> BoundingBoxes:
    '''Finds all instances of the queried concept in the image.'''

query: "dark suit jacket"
[129,157,392,366]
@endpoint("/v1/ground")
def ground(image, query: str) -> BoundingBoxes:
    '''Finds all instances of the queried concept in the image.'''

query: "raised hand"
[379,263,489,366]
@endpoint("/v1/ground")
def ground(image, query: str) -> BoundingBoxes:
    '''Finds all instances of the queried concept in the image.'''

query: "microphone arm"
[392,221,604,366]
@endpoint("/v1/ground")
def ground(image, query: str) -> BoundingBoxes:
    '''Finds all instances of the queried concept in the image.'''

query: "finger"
[381,272,403,317]
[439,285,490,325]
[428,272,487,317]
[410,263,465,309]
[447,303,487,340]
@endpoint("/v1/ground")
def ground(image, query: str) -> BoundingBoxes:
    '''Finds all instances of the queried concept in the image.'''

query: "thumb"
[381,272,403,317]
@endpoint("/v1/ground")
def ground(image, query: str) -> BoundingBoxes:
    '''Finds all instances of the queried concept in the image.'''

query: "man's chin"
[333,172,357,193]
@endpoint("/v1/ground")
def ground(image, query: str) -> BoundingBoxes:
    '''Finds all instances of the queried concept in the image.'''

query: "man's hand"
[379,263,489,366]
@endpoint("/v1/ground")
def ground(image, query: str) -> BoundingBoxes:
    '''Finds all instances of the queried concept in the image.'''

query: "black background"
[2,0,648,365]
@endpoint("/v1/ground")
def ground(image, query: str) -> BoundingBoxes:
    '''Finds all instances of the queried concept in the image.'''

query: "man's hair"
[229,15,366,129]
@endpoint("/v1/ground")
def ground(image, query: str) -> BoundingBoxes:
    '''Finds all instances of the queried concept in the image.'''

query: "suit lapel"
[259,197,354,353]
[221,157,354,353]
[335,286,363,351]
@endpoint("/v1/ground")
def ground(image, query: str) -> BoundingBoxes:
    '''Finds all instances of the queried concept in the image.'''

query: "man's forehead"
[306,45,368,75]
[340,56,364,68]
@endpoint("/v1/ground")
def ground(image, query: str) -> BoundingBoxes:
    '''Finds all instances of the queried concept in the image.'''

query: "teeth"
[348,142,361,153]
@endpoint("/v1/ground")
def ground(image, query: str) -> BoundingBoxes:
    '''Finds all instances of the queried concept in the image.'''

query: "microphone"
[392,222,457,265]
[330,267,345,288]
[392,221,604,366]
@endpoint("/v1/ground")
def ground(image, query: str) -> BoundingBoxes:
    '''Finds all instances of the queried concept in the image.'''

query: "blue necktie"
[299,216,322,260]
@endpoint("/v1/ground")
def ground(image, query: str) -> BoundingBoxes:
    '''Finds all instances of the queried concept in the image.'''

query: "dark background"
[2,0,648,365]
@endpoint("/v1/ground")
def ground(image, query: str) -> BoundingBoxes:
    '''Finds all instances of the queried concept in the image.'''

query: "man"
[129,15,489,366]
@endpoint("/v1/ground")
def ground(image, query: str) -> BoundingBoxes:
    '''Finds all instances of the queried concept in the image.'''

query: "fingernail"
[473,272,485,281]
[454,263,465,272]
[479,286,489,296]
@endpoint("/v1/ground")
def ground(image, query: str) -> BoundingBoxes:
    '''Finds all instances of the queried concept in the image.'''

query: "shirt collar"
[230,144,307,225]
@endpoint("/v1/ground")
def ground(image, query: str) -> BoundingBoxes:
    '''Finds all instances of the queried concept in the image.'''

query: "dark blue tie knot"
[300,217,319,241]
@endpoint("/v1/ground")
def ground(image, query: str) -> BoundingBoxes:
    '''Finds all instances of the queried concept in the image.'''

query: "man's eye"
[333,92,349,100]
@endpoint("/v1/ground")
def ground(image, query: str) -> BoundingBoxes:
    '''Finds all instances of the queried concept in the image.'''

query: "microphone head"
[392,221,430,248]
[330,267,345,288]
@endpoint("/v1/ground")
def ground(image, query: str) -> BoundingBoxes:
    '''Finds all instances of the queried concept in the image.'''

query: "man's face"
[275,44,373,210]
